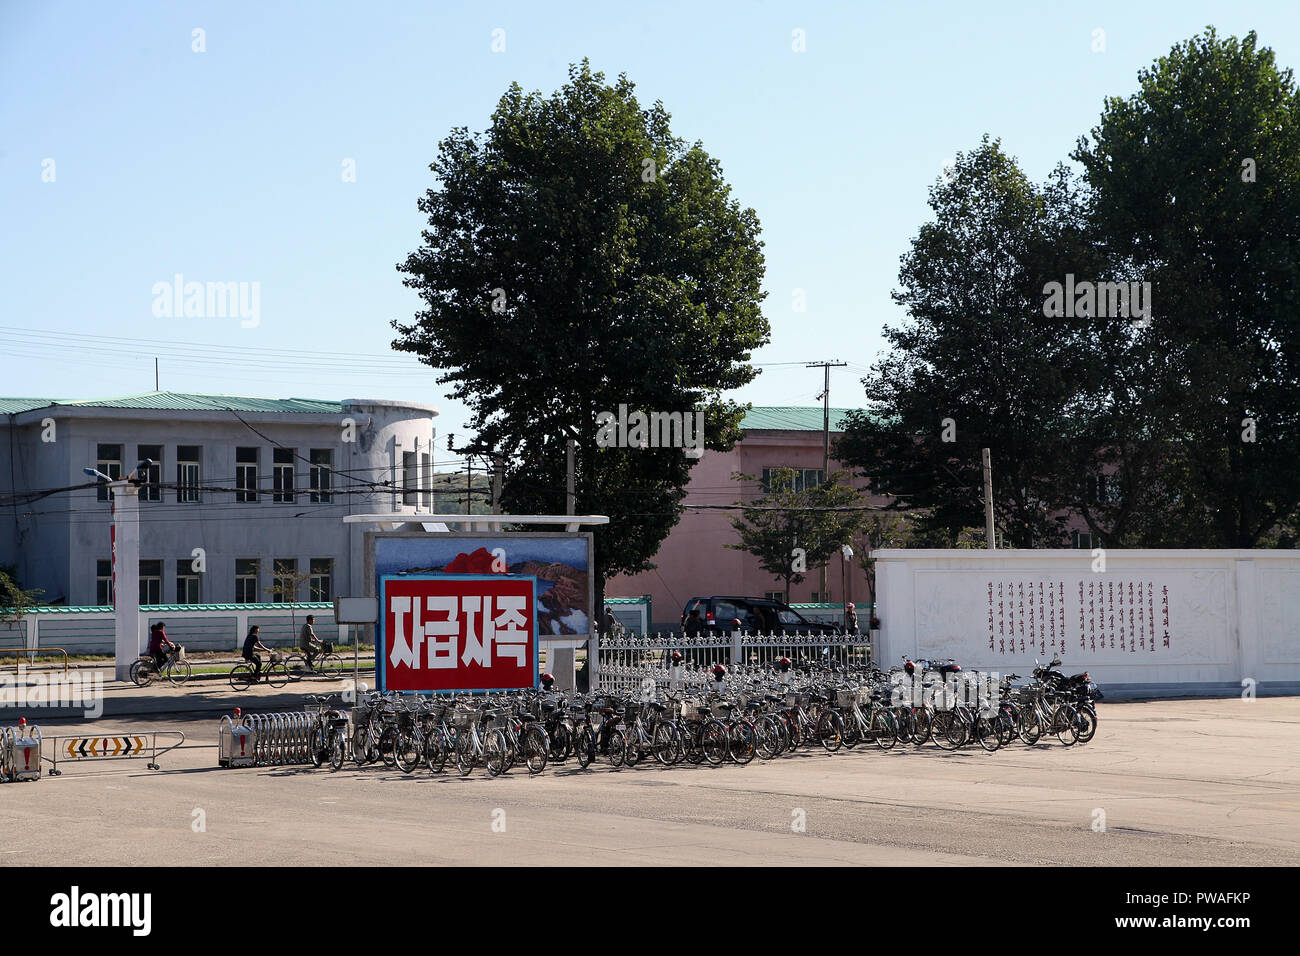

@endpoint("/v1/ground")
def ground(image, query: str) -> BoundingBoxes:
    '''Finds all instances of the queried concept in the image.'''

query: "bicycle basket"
[835,689,857,708]
[710,702,733,718]
[322,641,334,654]
[785,693,799,707]
[174,644,186,661]
[451,709,476,729]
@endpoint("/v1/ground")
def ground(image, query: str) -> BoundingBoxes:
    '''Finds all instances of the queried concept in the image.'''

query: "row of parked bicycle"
[293,655,1102,776]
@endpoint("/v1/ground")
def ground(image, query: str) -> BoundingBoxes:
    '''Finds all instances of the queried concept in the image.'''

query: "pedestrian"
[845,602,858,634]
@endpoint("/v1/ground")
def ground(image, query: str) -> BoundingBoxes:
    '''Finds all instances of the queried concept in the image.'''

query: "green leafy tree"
[727,469,869,602]
[1072,28,1300,546]
[394,62,769,611]
[835,138,1100,546]
[0,566,42,625]
[852,513,978,611]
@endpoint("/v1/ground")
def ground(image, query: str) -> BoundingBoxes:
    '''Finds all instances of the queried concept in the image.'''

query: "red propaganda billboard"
[379,574,540,693]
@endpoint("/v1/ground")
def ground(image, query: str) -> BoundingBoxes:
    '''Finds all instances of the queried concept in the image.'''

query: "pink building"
[607,407,881,629]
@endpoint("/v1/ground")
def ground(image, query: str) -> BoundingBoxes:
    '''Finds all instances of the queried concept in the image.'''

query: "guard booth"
[342,514,608,694]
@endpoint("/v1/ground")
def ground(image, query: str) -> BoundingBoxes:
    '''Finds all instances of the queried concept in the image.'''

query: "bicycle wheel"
[522,725,549,775]
[352,724,371,766]
[424,729,447,773]
[1018,706,1044,745]
[284,655,307,682]
[130,659,153,688]
[974,713,1001,752]
[575,726,595,769]
[484,729,508,776]
[1053,704,1080,746]
[681,723,704,764]
[1076,705,1097,744]
[379,728,398,768]
[753,716,781,760]
[309,727,325,767]
[700,720,728,765]
[996,709,1016,748]
[912,707,933,746]
[624,729,642,767]
[548,723,571,761]
[893,706,915,744]
[652,722,680,765]
[228,664,252,692]
[330,730,346,771]
[166,660,191,686]
[930,711,957,750]
[872,709,897,750]
[729,722,756,765]
[317,654,343,678]
[607,728,628,768]
[841,711,861,749]
[455,732,476,775]
[816,710,842,753]
[266,663,289,688]
[395,731,423,773]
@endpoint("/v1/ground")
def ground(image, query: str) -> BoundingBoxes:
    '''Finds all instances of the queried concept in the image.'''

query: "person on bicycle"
[242,625,270,683]
[299,615,322,670]
[148,622,176,672]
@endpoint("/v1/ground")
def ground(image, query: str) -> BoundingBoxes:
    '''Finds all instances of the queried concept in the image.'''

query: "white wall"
[874,549,1300,697]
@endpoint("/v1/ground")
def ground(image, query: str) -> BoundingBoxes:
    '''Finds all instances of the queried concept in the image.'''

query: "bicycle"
[285,642,344,682]
[130,645,191,687]
[306,694,349,771]
[228,651,289,691]
[452,705,509,776]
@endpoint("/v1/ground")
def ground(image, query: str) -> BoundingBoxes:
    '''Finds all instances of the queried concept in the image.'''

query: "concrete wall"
[874,549,1300,697]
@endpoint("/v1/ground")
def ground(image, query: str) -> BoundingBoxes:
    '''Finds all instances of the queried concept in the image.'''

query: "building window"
[273,448,295,502]
[176,559,201,604]
[271,558,298,602]
[1087,474,1118,505]
[139,560,162,605]
[310,449,332,503]
[403,452,418,506]
[96,443,123,501]
[236,447,259,502]
[421,453,431,508]
[1073,531,1101,549]
[137,445,162,502]
[309,558,332,602]
[97,559,113,606]
[176,446,201,503]
[764,591,783,603]
[235,559,259,604]
[760,467,824,494]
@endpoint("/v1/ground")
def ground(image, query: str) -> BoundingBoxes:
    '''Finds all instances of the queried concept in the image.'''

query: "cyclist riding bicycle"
[148,622,176,672]
[243,625,271,683]
[299,615,322,670]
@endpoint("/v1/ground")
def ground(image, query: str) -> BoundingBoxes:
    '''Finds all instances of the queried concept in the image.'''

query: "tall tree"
[394,62,769,611]
[727,468,869,601]
[1073,28,1300,546]
[835,138,1099,546]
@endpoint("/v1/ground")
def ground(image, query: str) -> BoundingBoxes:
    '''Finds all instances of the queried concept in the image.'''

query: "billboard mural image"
[373,533,592,693]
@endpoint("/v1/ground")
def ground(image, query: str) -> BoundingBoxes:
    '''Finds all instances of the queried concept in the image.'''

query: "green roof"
[740,406,858,432]
[0,398,59,414]
[0,392,343,415]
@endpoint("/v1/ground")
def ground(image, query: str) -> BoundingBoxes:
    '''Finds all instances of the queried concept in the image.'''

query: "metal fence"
[595,631,874,694]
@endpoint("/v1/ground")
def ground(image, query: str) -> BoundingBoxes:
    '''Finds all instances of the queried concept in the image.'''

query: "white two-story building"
[0,392,438,607]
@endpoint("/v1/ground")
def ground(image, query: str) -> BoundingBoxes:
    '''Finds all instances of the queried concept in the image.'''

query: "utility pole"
[465,458,473,515]
[982,447,996,549]
[806,360,847,599]
[491,453,503,515]
[154,358,159,391]
[565,439,576,515]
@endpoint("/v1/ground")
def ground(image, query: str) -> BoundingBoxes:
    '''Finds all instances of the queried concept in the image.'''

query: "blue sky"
[4,1,1297,468]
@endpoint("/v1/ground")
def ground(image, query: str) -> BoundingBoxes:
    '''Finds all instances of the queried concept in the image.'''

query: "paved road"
[2,697,1297,866]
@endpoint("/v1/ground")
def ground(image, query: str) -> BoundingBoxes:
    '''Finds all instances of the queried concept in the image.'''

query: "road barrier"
[598,632,874,694]
[1,720,42,781]
[217,710,319,767]
[43,730,185,774]
[1,647,70,675]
